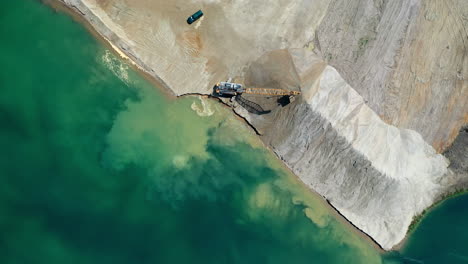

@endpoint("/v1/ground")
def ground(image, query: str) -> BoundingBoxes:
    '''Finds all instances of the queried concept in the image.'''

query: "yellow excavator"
[214,82,301,97]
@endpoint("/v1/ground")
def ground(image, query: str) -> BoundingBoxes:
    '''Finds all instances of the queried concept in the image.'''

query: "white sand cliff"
[57,0,467,250]
[264,60,452,248]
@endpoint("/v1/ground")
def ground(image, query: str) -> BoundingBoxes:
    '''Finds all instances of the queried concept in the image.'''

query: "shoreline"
[41,0,391,253]
[208,96,387,253]
[42,0,465,254]
[394,188,468,249]
[44,0,385,252]
[43,0,178,102]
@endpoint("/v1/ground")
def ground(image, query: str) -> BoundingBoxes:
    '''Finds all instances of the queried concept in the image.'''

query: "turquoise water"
[385,194,468,263]
[0,1,466,264]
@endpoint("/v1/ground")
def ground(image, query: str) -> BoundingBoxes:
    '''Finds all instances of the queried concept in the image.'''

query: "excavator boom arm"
[215,82,300,96]
[244,88,301,96]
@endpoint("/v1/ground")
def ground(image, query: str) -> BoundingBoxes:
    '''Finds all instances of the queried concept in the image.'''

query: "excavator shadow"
[235,95,271,115]
[277,95,291,107]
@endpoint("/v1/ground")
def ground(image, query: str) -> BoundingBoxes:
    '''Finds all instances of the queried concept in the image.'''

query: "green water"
[385,194,468,263]
[0,1,466,264]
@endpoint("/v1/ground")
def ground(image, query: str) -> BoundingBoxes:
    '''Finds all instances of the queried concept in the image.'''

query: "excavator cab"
[215,82,244,96]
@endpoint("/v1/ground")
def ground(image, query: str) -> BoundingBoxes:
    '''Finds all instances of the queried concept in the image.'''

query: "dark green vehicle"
[187,10,203,24]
